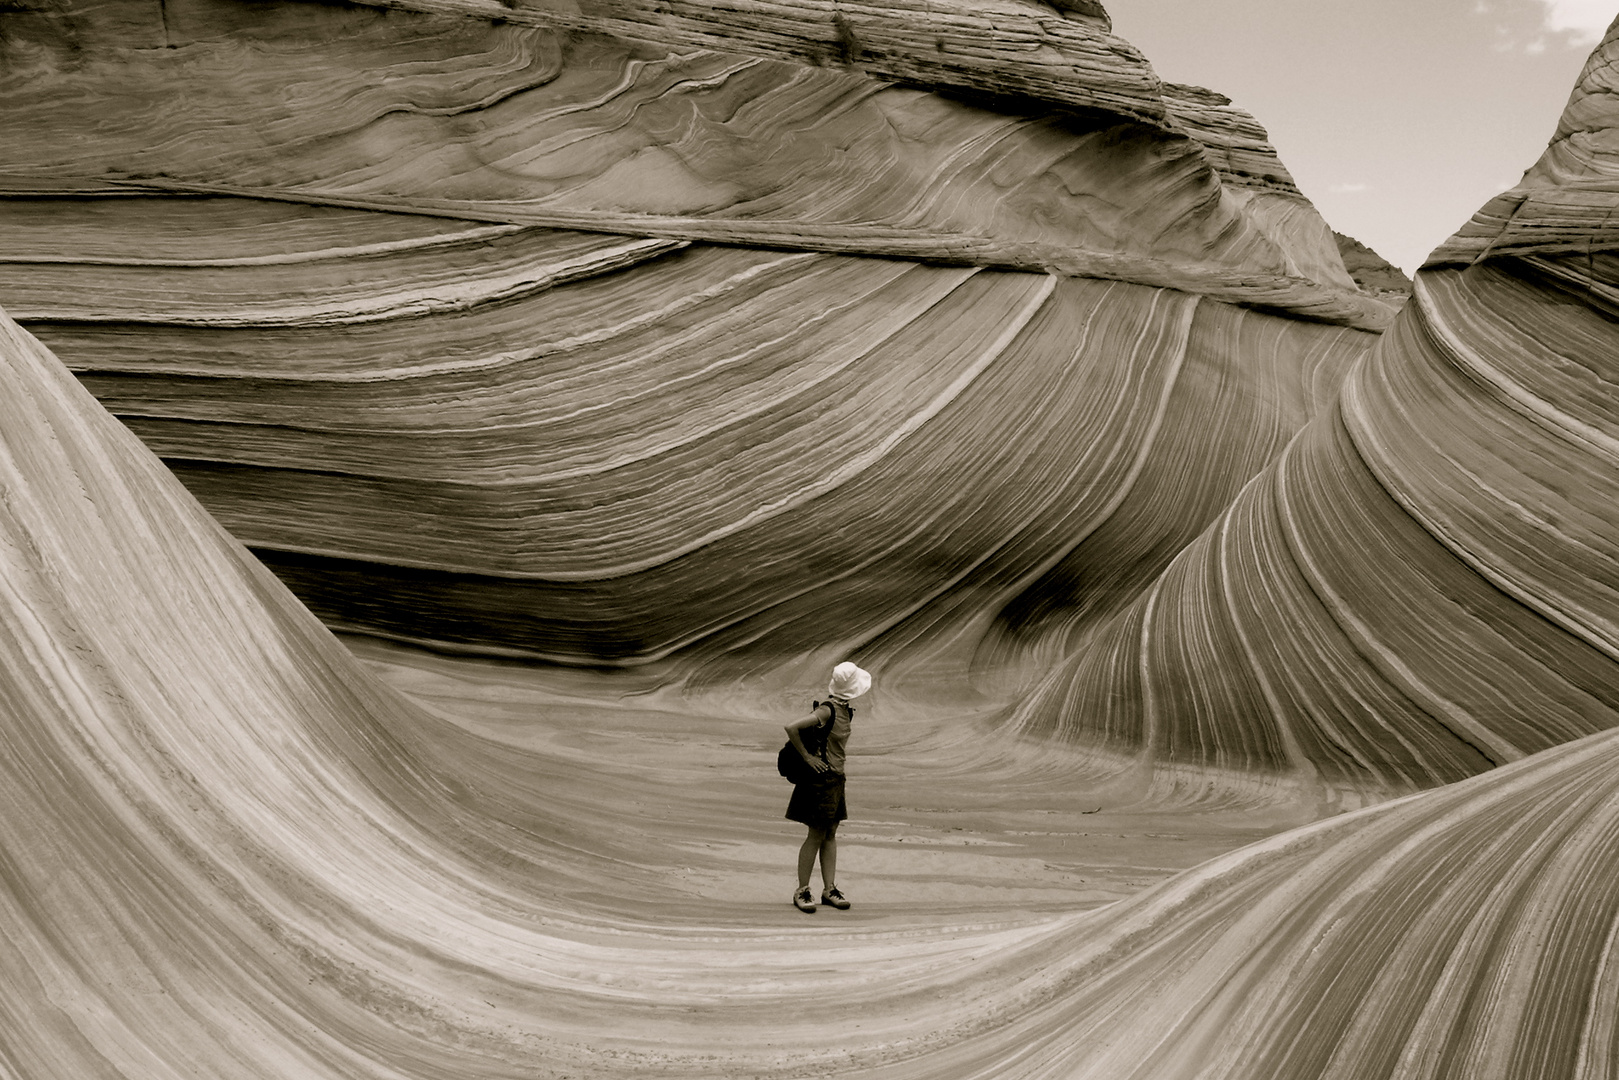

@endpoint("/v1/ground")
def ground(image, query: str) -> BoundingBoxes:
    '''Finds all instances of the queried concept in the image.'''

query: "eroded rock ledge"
[0,0,1390,327]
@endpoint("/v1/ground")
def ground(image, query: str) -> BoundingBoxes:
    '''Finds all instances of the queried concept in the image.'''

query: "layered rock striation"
[893,725,1619,1079]
[3,0,1391,702]
[4,0,1613,802]
[0,0,1385,322]
[1008,251,1619,797]
[1,227,1619,1077]
[1,2,1619,1077]
[1008,26,1619,798]
[18,221,1371,683]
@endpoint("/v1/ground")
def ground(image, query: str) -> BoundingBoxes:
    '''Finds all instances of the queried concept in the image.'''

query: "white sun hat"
[827,661,872,700]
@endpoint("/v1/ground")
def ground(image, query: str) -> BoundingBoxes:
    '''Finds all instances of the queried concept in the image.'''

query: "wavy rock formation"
[1430,33,1619,269]
[16,221,1372,681]
[1,0,1386,323]
[889,725,1619,1080]
[2,2,1619,1078]
[2,0,1388,692]
[7,288,1619,1078]
[3,0,1608,804]
[1008,24,1619,798]
[4,276,1619,1077]
[0,0,1610,806]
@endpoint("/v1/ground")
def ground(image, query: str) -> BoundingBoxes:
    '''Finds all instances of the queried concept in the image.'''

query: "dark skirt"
[785,772,847,827]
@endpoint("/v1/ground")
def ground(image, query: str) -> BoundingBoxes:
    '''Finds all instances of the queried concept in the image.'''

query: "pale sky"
[1104,0,1615,273]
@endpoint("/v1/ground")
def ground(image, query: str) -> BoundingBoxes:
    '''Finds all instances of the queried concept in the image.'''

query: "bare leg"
[819,821,838,889]
[798,827,826,889]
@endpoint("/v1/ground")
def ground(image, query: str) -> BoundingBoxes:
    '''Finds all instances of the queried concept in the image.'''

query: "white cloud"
[1536,0,1616,44]
[1328,182,1370,194]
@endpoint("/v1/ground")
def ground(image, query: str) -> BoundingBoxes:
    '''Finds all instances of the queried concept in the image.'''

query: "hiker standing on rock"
[783,661,870,913]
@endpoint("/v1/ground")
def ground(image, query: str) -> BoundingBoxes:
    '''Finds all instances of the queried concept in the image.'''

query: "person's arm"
[784,707,832,773]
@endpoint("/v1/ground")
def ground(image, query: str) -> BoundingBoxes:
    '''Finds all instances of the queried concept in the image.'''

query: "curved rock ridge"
[1157,81,1364,300]
[9,294,1619,1077]
[0,0,1389,327]
[11,289,1619,1079]
[1006,23,1619,796]
[0,307,488,1078]
[872,726,1619,1079]
[5,0,1605,803]
[11,194,1373,675]
[0,0,1393,687]
[1429,13,1619,267]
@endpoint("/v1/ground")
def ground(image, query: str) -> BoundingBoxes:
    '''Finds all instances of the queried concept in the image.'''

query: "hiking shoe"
[821,887,851,910]
[793,886,816,913]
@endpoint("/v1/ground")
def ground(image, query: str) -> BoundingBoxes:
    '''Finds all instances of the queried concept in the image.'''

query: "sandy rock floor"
[346,635,1324,934]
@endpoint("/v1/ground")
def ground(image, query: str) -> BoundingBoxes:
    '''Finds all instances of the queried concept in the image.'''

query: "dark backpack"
[776,700,848,782]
